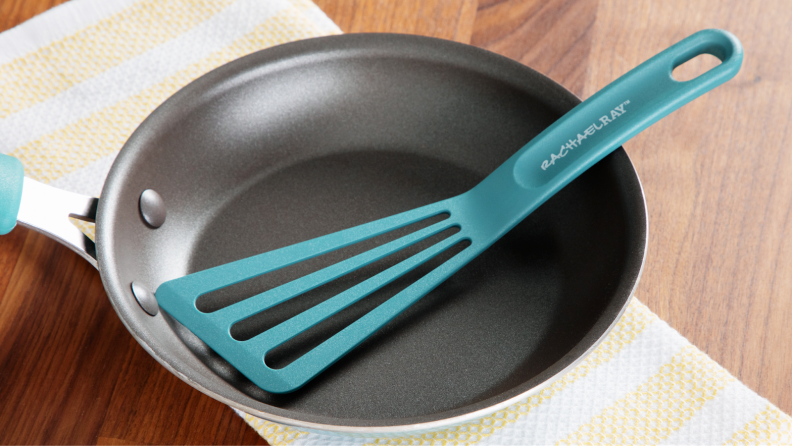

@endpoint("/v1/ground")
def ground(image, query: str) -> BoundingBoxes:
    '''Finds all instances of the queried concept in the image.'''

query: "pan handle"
[0,154,98,268]
[0,154,24,235]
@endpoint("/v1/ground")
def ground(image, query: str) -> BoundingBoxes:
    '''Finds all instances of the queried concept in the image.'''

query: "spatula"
[155,29,742,394]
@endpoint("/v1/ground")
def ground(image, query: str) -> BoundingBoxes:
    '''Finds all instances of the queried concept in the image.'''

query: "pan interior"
[98,35,645,427]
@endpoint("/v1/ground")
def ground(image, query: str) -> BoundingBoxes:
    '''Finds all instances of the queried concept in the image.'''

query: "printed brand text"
[540,100,631,171]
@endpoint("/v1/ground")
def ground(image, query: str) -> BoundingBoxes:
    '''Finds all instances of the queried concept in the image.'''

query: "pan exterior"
[96,34,647,434]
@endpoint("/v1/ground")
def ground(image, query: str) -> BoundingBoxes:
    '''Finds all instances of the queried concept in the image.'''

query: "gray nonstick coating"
[96,34,646,432]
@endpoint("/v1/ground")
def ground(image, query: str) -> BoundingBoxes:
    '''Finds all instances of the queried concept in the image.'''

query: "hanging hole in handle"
[672,53,722,82]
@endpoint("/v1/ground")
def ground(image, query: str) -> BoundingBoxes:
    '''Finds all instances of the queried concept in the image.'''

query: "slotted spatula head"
[155,29,742,394]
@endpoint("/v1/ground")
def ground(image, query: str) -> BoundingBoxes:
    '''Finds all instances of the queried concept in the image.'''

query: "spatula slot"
[262,236,470,370]
[230,225,462,343]
[195,212,450,313]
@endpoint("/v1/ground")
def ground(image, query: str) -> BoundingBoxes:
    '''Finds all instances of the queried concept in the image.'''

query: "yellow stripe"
[241,412,307,446]
[10,7,334,185]
[367,299,658,446]
[557,345,735,445]
[70,218,95,242]
[0,0,236,118]
[724,404,792,445]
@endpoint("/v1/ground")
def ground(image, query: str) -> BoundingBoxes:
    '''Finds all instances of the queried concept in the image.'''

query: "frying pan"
[5,34,647,434]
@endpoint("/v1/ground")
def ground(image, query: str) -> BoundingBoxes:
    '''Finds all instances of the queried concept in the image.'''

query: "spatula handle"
[512,29,742,191]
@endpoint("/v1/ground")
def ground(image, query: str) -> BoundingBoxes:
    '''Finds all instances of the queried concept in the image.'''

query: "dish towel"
[1,1,789,445]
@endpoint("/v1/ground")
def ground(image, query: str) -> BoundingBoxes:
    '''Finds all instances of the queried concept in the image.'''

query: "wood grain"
[1,0,791,444]
[0,230,130,443]
[314,0,478,43]
[0,0,69,32]
[471,0,598,97]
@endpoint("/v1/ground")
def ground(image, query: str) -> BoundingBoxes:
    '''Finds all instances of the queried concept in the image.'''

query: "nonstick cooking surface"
[98,34,646,427]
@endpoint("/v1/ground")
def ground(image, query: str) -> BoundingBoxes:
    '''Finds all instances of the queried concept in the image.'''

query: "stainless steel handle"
[16,178,98,268]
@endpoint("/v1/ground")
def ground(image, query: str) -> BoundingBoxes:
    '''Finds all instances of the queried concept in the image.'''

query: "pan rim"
[96,33,649,434]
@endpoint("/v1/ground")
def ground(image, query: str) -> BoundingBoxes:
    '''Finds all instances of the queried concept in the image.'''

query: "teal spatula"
[135,29,739,393]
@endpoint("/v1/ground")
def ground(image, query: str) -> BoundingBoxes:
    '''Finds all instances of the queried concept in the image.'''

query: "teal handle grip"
[513,29,743,189]
[0,155,24,235]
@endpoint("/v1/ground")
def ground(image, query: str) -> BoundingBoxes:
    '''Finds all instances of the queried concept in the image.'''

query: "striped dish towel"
[242,300,792,445]
[1,1,789,445]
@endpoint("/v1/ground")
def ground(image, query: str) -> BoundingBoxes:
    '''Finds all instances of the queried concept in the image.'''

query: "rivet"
[131,281,159,316]
[139,189,166,228]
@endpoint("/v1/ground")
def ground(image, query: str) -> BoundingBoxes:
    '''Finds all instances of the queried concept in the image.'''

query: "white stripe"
[0,0,139,65]
[0,0,291,153]
[477,319,689,445]
[49,152,117,195]
[660,379,771,445]
[290,431,368,446]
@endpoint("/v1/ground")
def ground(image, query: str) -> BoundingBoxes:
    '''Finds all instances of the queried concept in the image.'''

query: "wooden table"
[1,0,790,444]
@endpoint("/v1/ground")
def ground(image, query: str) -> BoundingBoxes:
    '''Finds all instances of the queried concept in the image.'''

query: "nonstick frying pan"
[2,34,649,434]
